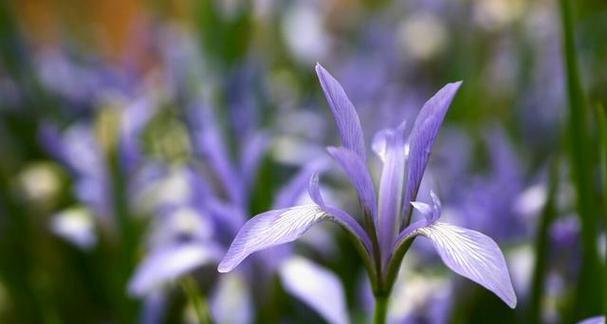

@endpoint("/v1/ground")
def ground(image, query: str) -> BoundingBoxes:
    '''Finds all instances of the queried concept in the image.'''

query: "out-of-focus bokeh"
[1,0,606,323]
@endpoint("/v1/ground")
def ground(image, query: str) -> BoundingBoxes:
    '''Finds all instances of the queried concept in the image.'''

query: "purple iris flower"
[218,64,517,316]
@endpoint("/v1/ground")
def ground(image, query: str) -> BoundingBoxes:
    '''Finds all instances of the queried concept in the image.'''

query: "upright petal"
[119,95,157,172]
[279,257,349,324]
[240,131,270,189]
[416,222,517,308]
[218,205,329,273]
[315,63,367,160]
[326,146,377,218]
[376,126,406,263]
[404,82,462,218]
[189,107,245,207]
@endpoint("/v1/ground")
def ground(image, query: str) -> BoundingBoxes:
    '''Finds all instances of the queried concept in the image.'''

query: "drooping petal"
[129,242,222,296]
[315,63,367,161]
[279,257,349,324]
[308,173,373,252]
[416,222,517,308]
[218,205,329,273]
[404,82,462,217]
[578,316,605,324]
[326,146,377,218]
[210,273,253,324]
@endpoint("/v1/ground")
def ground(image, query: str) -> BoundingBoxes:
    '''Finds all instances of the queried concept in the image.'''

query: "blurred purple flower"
[448,128,527,241]
[128,96,345,322]
[40,123,112,219]
[219,64,516,311]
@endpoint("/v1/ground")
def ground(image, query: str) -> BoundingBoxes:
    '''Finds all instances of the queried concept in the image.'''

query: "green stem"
[528,160,559,323]
[181,277,213,324]
[373,294,389,324]
[558,0,603,319]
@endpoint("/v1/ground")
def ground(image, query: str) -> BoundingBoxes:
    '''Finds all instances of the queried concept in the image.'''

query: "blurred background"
[0,0,606,323]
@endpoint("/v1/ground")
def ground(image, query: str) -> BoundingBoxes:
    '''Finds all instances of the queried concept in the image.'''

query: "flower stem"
[373,294,389,324]
[528,160,559,323]
[559,0,603,319]
[181,277,213,324]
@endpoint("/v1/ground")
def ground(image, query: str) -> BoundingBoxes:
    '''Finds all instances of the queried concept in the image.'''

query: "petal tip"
[503,290,517,309]
[449,80,463,91]
[217,260,233,273]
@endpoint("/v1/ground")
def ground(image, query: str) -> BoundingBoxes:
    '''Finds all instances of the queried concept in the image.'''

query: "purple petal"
[411,201,433,217]
[308,173,373,252]
[417,222,517,308]
[404,82,462,216]
[39,123,66,162]
[411,190,441,222]
[210,273,253,324]
[140,291,167,324]
[217,206,329,273]
[315,63,367,161]
[326,146,377,218]
[376,126,406,263]
[578,316,605,324]
[371,129,389,162]
[279,257,349,324]
[119,95,157,172]
[129,243,221,296]
[190,107,245,206]
[240,132,270,189]
[273,158,329,209]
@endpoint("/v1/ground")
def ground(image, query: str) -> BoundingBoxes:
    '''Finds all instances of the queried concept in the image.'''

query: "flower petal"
[218,205,329,273]
[376,126,406,263]
[240,131,270,189]
[404,82,462,216]
[411,201,433,217]
[279,257,349,324]
[578,316,605,324]
[210,273,253,324]
[316,63,367,161]
[273,158,329,209]
[190,107,245,206]
[326,146,377,218]
[129,243,221,296]
[308,173,373,252]
[371,129,389,163]
[417,222,517,308]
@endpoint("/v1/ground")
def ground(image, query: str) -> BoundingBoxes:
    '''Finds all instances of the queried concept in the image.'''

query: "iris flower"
[218,64,516,321]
